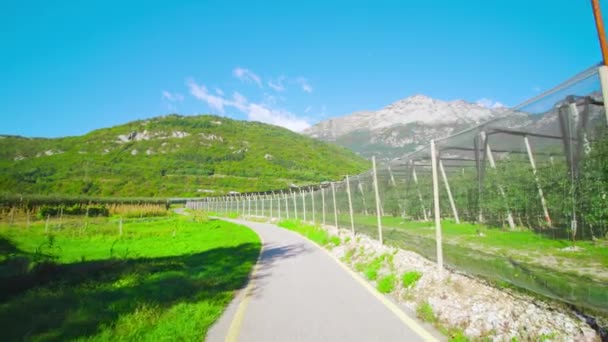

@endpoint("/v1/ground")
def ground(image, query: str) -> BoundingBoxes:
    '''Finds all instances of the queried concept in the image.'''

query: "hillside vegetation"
[0,115,369,197]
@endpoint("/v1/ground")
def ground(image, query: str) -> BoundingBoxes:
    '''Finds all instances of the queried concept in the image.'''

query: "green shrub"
[377,274,396,293]
[363,254,388,281]
[402,271,422,288]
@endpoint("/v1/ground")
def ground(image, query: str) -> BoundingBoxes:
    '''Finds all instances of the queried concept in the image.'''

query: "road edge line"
[275,222,440,342]
[224,221,265,342]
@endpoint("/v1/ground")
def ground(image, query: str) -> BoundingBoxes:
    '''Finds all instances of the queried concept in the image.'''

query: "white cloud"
[295,77,313,93]
[247,104,310,132]
[304,106,312,113]
[187,79,228,113]
[215,87,224,96]
[187,78,310,131]
[161,91,184,102]
[476,98,506,109]
[268,76,286,92]
[233,67,262,87]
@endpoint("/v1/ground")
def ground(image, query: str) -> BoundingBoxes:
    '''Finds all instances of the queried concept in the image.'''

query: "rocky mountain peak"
[302,94,510,158]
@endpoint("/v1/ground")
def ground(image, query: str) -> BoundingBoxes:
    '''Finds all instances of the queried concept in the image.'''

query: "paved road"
[206,219,441,342]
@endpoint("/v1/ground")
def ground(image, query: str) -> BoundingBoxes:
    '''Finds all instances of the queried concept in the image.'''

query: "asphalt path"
[206,219,441,342]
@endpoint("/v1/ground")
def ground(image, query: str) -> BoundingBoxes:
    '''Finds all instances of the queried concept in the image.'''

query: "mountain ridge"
[303,94,510,158]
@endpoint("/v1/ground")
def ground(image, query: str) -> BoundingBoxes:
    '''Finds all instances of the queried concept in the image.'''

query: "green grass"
[401,271,422,288]
[0,215,260,341]
[377,274,396,293]
[362,255,386,281]
[277,219,340,247]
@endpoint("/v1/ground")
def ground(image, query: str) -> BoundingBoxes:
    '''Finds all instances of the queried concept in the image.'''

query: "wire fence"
[187,64,608,315]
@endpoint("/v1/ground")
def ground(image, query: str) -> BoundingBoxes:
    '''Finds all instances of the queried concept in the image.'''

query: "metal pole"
[302,190,306,222]
[331,182,338,229]
[346,175,355,235]
[248,195,251,217]
[261,194,265,217]
[284,191,289,219]
[311,189,316,223]
[372,156,383,245]
[439,159,460,224]
[292,190,298,220]
[431,140,444,275]
[277,192,281,220]
[321,186,326,225]
[524,136,552,226]
[592,0,608,65]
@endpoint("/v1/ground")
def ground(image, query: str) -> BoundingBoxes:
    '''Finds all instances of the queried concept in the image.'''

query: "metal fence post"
[292,190,298,220]
[310,188,315,223]
[372,156,383,244]
[331,182,338,229]
[302,190,306,222]
[431,140,444,275]
[346,175,355,235]
[321,187,326,225]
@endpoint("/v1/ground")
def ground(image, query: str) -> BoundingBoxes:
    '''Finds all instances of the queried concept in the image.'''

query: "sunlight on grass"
[0,215,260,341]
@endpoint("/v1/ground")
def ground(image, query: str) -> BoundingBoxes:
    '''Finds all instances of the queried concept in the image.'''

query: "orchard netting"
[188,64,608,315]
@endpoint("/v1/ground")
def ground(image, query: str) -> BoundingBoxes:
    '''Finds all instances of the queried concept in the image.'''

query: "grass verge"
[0,215,260,341]
[277,219,340,247]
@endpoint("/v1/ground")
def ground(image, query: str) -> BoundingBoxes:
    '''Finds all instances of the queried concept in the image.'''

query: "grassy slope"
[0,114,369,197]
[0,215,260,341]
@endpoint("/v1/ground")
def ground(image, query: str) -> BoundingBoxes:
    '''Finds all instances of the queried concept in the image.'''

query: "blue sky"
[0,0,604,137]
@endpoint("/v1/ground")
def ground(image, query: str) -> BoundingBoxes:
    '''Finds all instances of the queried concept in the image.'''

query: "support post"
[411,163,429,221]
[292,190,298,220]
[431,140,444,275]
[269,194,273,219]
[302,190,306,222]
[524,136,552,226]
[284,191,289,219]
[346,175,356,235]
[277,192,281,220]
[331,182,338,229]
[311,189,316,223]
[439,159,460,223]
[248,195,251,217]
[372,156,383,244]
[358,181,369,215]
[321,186,326,225]
[481,132,516,229]
[474,135,483,222]
[599,66,608,125]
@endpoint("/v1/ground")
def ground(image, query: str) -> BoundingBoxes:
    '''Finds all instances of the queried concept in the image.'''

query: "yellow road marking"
[225,227,264,342]
[225,220,438,342]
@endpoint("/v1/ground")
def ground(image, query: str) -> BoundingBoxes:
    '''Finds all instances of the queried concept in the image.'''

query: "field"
[0,213,260,341]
